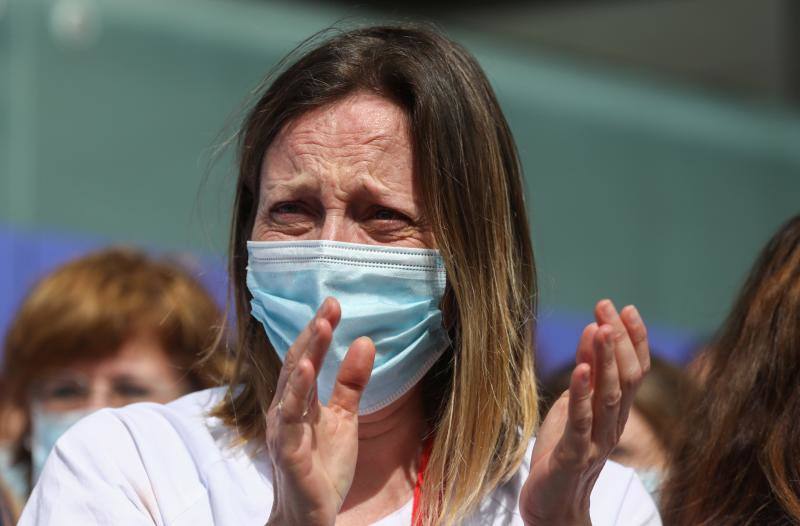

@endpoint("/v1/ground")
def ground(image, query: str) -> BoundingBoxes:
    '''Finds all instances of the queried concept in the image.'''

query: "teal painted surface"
[1,0,798,334]
[473,42,800,332]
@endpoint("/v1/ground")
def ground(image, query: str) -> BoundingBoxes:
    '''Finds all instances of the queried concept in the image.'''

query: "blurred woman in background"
[0,247,228,518]
[661,214,800,525]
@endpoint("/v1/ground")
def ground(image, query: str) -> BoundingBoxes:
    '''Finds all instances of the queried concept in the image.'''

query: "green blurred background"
[1,0,799,365]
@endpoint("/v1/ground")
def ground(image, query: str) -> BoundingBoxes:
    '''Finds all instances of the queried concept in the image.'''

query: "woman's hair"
[661,214,800,525]
[213,24,538,524]
[0,247,229,459]
[539,354,686,455]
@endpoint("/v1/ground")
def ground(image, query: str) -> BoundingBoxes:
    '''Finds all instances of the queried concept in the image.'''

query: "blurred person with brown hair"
[540,354,687,503]
[661,213,800,525]
[0,247,228,516]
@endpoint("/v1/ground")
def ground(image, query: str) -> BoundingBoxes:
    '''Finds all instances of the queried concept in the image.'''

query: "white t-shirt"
[20,388,661,525]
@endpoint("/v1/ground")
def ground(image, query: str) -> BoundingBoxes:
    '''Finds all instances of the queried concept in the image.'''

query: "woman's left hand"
[519,300,650,526]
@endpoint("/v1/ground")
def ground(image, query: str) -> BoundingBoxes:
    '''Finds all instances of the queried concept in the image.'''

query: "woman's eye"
[269,202,314,222]
[42,382,87,401]
[371,207,408,222]
[51,385,85,399]
[114,383,152,398]
[274,202,302,214]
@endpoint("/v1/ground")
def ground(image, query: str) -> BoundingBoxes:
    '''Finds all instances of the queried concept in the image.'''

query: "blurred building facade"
[1,0,798,371]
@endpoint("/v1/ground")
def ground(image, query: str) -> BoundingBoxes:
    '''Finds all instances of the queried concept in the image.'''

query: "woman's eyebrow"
[358,177,420,212]
[111,373,146,384]
[263,176,320,197]
[347,186,421,221]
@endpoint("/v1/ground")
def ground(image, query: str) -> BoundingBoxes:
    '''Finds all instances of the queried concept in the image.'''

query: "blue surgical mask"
[247,240,450,415]
[635,468,664,503]
[30,405,94,481]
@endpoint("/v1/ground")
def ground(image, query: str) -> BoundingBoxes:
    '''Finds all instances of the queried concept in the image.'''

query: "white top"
[20,388,661,525]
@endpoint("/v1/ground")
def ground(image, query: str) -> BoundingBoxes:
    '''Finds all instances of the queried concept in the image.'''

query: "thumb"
[328,337,376,414]
[555,363,594,468]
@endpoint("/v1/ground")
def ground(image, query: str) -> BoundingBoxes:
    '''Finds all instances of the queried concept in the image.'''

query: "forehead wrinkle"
[260,130,322,198]
[288,126,396,150]
[278,130,407,192]
[259,92,416,205]
[277,93,408,156]
[285,131,397,175]
[262,126,306,179]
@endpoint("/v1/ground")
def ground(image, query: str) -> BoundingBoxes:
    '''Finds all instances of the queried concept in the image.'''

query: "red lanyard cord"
[411,437,434,526]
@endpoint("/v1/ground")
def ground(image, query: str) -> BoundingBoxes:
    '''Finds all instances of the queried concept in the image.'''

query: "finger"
[575,323,598,385]
[594,300,642,425]
[302,299,340,410]
[620,305,650,374]
[319,296,342,329]
[278,356,315,424]
[328,336,376,414]
[299,315,335,415]
[273,298,341,405]
[558,363,593,467]
[304,316,333,375]
[592,325,621,447]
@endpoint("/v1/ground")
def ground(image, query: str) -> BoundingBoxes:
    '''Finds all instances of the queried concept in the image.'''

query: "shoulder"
[471,439,661,526]
[20,387,272,526]
[588,461,661,526]
[60,385,228,437]
[57,387,232,472]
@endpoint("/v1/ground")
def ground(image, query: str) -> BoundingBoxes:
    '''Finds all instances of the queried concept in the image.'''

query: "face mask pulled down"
[247,240,450,415]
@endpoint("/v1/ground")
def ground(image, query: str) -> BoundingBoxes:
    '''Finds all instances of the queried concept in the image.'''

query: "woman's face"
[252,91,434,249]
[609,406,665,470]
[32,333,192,414]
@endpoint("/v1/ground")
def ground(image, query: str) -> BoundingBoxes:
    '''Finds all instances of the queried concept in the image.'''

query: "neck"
[339,386,426,518]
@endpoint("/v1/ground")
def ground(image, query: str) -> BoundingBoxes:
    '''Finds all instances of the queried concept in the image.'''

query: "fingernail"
[324,296,335,311]
[602,300,616,317]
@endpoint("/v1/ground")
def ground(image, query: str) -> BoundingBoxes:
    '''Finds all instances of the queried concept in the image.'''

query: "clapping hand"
[520,300,650,526]
[265,298,376,526]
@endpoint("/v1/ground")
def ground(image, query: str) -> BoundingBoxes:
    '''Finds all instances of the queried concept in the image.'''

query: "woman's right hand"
[265,297,376,526]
